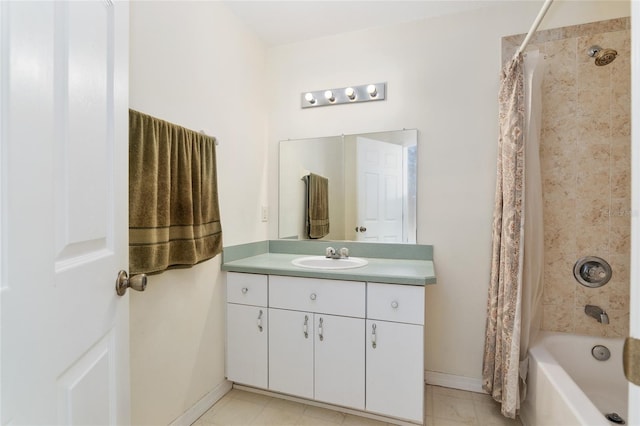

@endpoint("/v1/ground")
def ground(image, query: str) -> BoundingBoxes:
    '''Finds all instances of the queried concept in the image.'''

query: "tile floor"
[193,385,523,426]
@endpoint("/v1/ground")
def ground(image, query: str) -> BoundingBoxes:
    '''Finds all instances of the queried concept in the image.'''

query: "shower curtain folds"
[482,50,544,419]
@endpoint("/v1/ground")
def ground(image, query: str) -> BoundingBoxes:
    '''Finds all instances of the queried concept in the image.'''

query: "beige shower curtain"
[482,51,544,419]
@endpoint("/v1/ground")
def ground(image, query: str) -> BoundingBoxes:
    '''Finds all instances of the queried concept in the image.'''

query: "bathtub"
[521,331,628,426]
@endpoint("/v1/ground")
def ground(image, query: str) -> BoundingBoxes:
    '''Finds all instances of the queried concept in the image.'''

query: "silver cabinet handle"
[310,293,317,301]
[257,310,263,332]
[115,270,147,296]
[371,323,377,349]
[391,300,399,309]
[318,317,324,341]
[241,287,248,294]
[303,315,309,339]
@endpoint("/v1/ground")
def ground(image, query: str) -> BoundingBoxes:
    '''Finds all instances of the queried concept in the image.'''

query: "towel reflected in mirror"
[304,173,329,239]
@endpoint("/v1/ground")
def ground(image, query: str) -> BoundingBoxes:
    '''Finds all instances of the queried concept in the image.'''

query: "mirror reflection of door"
[355,137,403,242]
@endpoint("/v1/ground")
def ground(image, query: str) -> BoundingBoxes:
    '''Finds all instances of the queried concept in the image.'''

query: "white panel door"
[1,1,130,425]
[268,308,314,399]
[366,320,424,423]
[226,304,268,388]
[356,137,403,242]
[314,314,365,410]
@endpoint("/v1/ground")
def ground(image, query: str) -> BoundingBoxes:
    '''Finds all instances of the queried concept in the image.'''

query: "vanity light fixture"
[304,92,316,105]
[301,82,386,108]
[345,87,356,100]
[324,90,336,102]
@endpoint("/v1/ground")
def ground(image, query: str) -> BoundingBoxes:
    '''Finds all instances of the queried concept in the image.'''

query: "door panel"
[56,332,115,426]
[226,304,268,388]
[356,137,403,242]
[314,314,365,409]
[366,320,424,422]
[1,1,129,424]
[268,308,314,399]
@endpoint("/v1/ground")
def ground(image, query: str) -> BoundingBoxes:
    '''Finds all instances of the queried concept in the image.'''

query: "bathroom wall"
[504,18,631,338]
[129,2,268,425]
[266,1,630,385]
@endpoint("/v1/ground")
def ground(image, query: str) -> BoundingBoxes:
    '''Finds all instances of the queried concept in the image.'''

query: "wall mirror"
[279,129,417,243]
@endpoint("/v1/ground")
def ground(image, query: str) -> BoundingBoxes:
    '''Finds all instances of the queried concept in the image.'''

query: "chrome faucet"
[585,304,609,324]
[325,247,349,259]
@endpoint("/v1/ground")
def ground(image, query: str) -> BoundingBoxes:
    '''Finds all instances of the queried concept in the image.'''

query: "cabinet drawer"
[269,275,365,318]
[227,272,268,306]
[367,282,424,325]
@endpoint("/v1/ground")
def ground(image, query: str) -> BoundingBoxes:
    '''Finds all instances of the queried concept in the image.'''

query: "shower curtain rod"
[517,0,554,55]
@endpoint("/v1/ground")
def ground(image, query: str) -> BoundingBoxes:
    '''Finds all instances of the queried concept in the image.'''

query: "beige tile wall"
[503,18,631,337]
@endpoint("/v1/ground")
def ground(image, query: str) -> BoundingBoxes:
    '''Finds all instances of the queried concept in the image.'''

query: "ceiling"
[223,0,505,46]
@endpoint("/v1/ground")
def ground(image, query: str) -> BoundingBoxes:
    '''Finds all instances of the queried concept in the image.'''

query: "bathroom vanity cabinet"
[269,275,366,409]
[225,272,425,424]
[225,273,268,388]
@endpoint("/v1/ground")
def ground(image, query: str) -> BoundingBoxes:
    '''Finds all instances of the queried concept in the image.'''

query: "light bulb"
[324,90,335,102]
[367,84,378,98]
[304,92,316,104]
[345,87,356,100]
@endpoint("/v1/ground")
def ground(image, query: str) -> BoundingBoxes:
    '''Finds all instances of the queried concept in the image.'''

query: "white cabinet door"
[366,320,424,423]
[269,308,314,399]
[314,314,365,410]
[226,304,268,389]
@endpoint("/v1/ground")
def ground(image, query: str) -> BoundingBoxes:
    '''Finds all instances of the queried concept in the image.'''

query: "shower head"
[587,45,618,66]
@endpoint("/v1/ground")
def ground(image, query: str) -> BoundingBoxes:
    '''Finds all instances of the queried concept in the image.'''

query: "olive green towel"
[306,173,329,239]
[129,109,222,275]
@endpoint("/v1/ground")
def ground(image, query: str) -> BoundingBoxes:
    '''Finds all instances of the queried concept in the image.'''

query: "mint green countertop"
[221,241,436,286]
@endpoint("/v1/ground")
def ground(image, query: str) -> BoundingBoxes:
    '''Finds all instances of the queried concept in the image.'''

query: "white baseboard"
[169,380,233,426]
[424,370,484,394]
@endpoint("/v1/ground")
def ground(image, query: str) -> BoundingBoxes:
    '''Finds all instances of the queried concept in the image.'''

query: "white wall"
[266,1,630,383]
[129,2,268,424]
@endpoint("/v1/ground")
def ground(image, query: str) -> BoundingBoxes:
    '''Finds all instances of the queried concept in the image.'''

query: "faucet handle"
[325,247,336,257]
[339,247,349,258]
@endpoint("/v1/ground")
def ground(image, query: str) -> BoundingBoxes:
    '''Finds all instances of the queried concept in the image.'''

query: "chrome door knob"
[115,270,147,296]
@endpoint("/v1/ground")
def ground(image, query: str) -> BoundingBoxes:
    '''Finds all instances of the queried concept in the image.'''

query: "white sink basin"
[291,256,368,270]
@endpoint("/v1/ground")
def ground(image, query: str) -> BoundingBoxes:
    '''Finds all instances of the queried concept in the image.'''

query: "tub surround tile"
[575,285,609,310]
[574,307,608,337]
[606,309,630,337]
[542,305,573,332]
[505,17,630,338]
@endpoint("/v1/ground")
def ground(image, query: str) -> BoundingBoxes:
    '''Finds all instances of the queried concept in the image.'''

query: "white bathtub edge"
[524,332,622,426]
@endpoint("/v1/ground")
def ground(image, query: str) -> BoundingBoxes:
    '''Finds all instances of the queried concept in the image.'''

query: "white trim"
[629,2,640,425]
[424,370,484,394]
[168,380,233,426]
